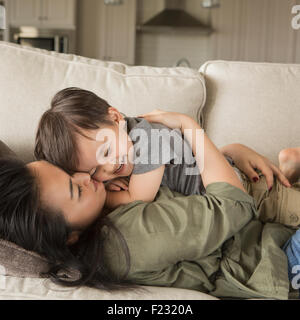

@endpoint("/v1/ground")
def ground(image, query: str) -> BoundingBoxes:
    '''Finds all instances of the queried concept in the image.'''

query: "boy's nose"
[72,172,91,186]
[95,167,105,181]
[93,166,112,182]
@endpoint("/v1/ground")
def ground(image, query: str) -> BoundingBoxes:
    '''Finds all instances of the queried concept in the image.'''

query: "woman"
[0,112,299,299]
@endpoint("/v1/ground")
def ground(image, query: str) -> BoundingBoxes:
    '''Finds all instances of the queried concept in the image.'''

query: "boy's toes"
[278,148,292,167]
[278,148,300,184]
[279,148,300,166]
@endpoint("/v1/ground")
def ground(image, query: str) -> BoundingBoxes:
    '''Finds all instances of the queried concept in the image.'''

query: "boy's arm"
[105,165,165,209]
[180,116,246,192]
[139,110,245,192]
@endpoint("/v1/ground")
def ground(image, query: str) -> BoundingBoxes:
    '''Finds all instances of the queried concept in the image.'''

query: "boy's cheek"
[124,162,134,177]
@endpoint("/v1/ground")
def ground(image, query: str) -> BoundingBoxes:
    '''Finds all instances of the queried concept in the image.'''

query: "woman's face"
[27,161,106,230]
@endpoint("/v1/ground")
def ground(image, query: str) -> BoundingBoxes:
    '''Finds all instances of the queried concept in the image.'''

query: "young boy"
[35,87,245,209]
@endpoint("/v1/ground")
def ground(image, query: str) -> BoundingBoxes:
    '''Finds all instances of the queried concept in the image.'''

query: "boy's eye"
[104,147,110,157]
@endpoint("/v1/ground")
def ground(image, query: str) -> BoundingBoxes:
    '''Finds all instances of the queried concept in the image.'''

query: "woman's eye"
[78,185,83,198]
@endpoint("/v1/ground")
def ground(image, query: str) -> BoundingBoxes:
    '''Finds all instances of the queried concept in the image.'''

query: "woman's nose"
[72,172,91,186]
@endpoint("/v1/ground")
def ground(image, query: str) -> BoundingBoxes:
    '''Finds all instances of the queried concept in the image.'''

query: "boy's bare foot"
[278,148,300,184]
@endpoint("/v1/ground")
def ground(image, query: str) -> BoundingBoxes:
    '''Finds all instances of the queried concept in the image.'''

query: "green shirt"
[103,182,294,299]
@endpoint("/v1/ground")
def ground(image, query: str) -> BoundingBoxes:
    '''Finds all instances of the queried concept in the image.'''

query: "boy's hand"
[105,165,165,209]
[105,177,129,191]
[138,109,189,130]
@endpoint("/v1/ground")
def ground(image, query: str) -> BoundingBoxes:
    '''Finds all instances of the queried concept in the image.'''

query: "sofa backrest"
[1,41,299,166]
[0,41,205,163]
[200,61,300,164]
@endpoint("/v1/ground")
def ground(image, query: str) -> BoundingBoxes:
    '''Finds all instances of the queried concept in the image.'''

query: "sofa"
[0,41,299,300]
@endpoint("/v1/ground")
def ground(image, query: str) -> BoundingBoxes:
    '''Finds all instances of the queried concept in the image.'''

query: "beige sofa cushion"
[0,41,205,163]
[0,239,218,300]
[0,232,218,301]
[0,240,49,278]
[200,61,300,164]
[0,276,218,300]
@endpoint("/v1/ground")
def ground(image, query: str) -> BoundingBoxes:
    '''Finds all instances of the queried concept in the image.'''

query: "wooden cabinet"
[8,0,76,29]
[99,0,136,65]
[41,0,76,29]
[9,0,41,26]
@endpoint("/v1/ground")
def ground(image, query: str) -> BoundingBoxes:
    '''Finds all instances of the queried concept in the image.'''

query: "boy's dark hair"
[34,87,113,174]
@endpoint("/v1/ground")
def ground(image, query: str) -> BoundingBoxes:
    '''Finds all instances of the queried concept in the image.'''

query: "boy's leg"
[279,147,300,184]
[241,170,300,228]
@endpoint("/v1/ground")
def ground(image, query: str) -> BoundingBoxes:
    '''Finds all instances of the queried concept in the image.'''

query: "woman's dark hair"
[34,87,114,174]
[0,157,136,290]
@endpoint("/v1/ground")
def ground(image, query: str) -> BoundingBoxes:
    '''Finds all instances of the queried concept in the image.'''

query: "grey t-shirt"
[126,117,199,195]
[125,117,242,196]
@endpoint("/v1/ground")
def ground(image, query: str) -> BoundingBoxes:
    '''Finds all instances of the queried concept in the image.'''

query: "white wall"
[77,0,300,67]
[76,0,102,59]
[209,0,300,64]
[135,0,211,67]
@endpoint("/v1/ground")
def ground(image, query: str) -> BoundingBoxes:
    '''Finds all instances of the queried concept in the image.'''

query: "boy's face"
[75,109,134,183]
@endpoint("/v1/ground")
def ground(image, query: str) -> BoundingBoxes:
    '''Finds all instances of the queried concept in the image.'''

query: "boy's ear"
[66,231,80,246]
[107,107,124,123]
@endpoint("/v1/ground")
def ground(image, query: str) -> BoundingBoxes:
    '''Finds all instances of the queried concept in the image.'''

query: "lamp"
[0,4,5,30]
